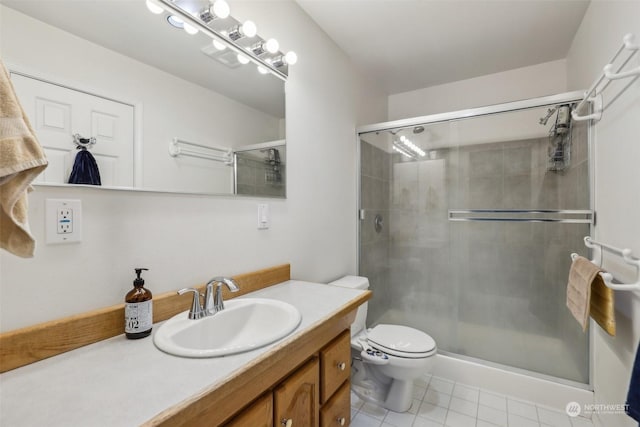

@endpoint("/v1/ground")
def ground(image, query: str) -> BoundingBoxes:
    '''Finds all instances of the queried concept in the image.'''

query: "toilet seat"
[367,324,436,359]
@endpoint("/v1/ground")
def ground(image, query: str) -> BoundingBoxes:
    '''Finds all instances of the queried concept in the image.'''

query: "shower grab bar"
[448,209,593,224]
[169,138,233,164]
[570,236,640,291]
[572,33,640,122]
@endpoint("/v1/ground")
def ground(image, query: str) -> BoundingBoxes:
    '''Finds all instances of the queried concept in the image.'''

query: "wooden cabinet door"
[226,392,273,427]
[320,330,351,404]
[274,357,319,427]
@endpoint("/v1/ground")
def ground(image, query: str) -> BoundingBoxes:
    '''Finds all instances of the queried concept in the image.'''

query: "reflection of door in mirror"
[11,73,134,187]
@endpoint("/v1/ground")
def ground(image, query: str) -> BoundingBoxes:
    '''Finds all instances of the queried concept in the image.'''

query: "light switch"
[258,203,269,230]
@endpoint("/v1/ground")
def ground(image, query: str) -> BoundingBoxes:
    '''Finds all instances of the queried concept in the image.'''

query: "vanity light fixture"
[198,0,230,22]
[250,38,279,56]
[228,21,258,41]
[147,0,296,80]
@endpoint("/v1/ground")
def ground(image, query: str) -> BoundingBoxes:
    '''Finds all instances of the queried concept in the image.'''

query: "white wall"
[0,1,387,331]
[388,59,567,120]
[566,2,640,426]
[1,5,281,194]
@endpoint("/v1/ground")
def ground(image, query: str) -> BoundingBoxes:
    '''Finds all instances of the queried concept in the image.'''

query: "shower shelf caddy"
[571,236,640,291]
[572,33,640,122]
[169,138,233,164]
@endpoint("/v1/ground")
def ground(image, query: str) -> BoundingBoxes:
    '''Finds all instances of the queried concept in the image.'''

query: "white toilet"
[328,276,437,413]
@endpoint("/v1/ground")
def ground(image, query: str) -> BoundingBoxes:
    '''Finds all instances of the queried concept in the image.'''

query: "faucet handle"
[177,288,204,320]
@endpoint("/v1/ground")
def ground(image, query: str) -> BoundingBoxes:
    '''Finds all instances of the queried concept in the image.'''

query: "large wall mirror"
[0,0,286,198]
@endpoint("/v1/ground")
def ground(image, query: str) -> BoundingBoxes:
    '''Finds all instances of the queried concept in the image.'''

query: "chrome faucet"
[177,288,205,320]
[204,276,240,316]
[177,276,240,320]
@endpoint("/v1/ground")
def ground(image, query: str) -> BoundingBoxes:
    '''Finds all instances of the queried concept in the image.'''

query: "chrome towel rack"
[570,236,640,291]
[448,209,593,224]
[572,33,640,122]
[169,138,233,164]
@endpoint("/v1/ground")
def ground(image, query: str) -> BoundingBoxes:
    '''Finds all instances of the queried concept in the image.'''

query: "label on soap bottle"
[125,300,153,333]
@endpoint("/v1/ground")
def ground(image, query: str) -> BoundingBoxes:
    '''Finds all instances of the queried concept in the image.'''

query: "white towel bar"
[169,138,233,165]
[570,236,640,291]
[572,33,640,122]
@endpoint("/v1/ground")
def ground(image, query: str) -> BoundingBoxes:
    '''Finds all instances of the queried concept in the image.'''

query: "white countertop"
[0,281,366,427]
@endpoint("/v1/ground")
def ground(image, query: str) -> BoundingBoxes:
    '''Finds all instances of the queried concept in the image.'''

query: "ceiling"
[297,0,590,95]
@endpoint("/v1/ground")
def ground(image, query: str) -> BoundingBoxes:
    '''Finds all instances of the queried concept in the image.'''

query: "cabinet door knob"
[337,362,346,371]
[337,416,346,425]
[281,418,293,427]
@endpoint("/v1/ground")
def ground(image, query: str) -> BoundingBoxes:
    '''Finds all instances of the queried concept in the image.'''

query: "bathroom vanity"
[0,265,370,426]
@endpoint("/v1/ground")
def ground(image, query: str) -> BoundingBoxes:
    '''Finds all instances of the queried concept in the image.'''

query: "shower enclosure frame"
[355,90,595,390]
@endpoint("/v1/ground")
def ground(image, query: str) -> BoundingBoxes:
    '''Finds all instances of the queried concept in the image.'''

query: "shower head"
[413,126,425,134]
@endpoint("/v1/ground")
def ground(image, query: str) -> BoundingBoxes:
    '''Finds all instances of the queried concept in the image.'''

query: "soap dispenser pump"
[125,268,153,339]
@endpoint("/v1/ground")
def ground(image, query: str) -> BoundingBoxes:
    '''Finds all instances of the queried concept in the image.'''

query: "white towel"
[0,60,48,258]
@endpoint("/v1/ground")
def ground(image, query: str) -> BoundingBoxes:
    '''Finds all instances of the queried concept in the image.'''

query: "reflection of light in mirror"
[257,66,268,74]
[212,30,228,50]
[146,0,164,14]
[184,17,198,35]
[393,144,414,159]
[237,53,250,65]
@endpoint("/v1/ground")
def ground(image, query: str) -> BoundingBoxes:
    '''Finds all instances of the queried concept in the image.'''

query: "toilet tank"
[328,276,369,337]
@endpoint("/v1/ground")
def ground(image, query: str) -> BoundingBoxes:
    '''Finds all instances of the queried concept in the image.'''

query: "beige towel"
[566,255,616,336]
[0,60,48,258]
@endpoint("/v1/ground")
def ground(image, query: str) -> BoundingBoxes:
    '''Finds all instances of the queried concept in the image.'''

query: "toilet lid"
[368,324,436,355]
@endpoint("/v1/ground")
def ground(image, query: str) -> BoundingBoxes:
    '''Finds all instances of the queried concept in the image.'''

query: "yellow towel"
[0,60,48,258]
[566,255,616,336]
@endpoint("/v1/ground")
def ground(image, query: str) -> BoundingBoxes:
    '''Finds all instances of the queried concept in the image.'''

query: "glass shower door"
[359,102,591,384]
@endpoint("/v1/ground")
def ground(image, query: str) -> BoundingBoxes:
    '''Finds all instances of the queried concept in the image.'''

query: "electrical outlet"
[46,199,82,244]
[57,207,73,234]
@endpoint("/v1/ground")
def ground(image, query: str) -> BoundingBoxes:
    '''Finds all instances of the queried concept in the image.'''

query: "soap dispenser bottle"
[125,268,153,339]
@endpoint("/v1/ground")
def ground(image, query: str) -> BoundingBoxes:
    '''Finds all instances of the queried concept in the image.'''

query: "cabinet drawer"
[226,393,273,427]
[320,381,350,427]
[320,330,351,404]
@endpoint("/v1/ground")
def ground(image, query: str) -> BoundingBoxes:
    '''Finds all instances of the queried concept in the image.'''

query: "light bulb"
[237,53,250,65]
[285,51,297,65]
[265,38,279,54]
[146,0,164,14]
[257,66,268,75]
[211,0,230,19]
[242,20,257,38]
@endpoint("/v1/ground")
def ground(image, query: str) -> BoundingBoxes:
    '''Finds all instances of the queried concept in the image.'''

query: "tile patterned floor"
[349,374,595,427]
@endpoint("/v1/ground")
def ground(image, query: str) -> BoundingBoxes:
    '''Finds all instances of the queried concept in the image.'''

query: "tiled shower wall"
[359,119,591,383]
[235,153,286,198]
[359,141,392,324]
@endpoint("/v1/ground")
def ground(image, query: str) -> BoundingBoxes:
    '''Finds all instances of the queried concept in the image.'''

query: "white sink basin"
[153,298,302,358]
